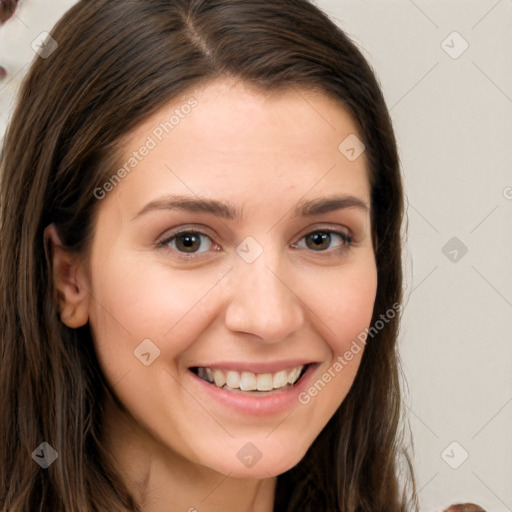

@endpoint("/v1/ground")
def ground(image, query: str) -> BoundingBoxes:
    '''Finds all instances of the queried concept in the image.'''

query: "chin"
[203,439,311,480]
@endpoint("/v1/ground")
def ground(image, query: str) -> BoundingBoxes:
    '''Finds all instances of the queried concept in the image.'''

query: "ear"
[44,224,90,328]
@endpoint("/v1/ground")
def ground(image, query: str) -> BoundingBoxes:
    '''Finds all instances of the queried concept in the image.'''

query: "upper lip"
[189,360,317,374]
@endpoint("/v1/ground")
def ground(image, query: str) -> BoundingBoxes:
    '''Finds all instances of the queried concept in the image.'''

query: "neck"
[101,396,277,512]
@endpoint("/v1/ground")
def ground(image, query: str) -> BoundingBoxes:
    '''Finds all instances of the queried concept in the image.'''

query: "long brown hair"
[0,0,417,510]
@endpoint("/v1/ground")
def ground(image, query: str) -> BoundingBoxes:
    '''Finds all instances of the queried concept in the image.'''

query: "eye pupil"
[306,232,330,250]
[177,233,200,252]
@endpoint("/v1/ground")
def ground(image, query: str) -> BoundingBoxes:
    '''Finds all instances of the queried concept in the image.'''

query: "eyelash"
[156,227,353,259]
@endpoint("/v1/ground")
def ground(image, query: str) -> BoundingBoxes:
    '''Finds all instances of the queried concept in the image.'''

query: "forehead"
[107,78,371,214]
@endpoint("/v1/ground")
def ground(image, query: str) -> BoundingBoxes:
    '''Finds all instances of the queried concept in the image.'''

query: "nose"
[224,254,305,343]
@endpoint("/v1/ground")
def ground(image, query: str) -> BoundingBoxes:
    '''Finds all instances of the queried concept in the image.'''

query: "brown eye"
[161,231,214,254]
[175,233,202,253]
[305,232,331,251]
[301,230,351,252]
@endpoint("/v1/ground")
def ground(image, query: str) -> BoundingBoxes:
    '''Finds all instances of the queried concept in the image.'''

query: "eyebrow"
[132,194,369,221]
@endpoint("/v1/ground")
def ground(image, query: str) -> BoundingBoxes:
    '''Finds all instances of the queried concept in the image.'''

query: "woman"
[0,0,417,510]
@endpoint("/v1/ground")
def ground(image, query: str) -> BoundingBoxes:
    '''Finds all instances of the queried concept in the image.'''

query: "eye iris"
[306,232,330,250]
[176,233,201,252]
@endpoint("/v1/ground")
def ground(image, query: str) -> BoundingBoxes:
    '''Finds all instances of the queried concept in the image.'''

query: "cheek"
[292,260,377,416]
[87,255,231,369]
[310,258,378,355]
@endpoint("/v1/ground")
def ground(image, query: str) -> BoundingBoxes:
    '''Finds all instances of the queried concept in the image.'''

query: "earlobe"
[44,224,90,328]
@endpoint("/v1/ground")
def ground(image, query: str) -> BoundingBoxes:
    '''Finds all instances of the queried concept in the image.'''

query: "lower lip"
[188,364,318,417]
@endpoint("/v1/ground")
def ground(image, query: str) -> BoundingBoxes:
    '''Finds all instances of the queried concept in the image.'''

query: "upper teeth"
[195,366,305,391]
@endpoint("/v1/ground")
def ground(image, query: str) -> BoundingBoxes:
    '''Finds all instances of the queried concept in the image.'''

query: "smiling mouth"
[190,365,309,394]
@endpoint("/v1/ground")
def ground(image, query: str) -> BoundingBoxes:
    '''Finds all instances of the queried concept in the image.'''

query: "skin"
[48,78,378,512]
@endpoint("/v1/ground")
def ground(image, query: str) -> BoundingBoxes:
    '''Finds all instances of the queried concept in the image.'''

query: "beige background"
[1,1,511,510]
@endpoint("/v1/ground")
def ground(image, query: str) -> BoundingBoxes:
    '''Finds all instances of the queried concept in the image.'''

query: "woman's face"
[79,79,377,478]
